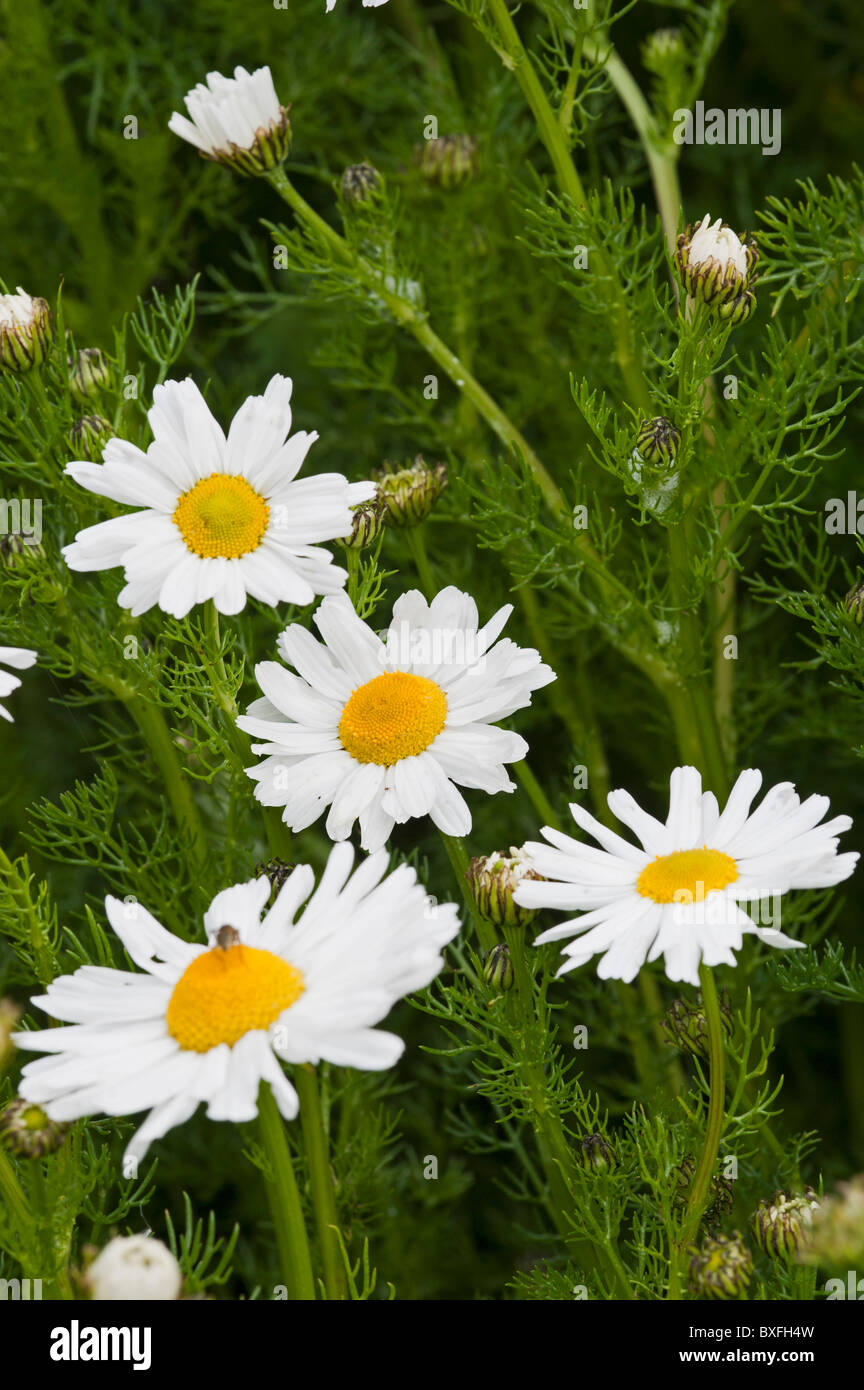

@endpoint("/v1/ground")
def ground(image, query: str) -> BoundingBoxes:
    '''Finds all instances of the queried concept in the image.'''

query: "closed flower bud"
[69,415,114,462]
[580,1132,615,1172]
[0,288,52,372]
[85,1234,183,1301]
[374,456,447,526]
[799,1174,864,1271]
[671,1157,735,1231]
[483,943,514,992]
[0,1099,69,1157]
[688,1231,753,1299]
[675,215,758,320]
[642,28,686,73]
[662,990,733,1059]
[338,495,387,550]
[753,1188,820,1261]
[466,847,542,929]
[169,66,291,178]
[0,534,44,569]
[341,162,380,204]
[634,416,680,468]
[68,347,110,399]
[255,857,296,906]
[416,134,478,189]
[843,580,864,625]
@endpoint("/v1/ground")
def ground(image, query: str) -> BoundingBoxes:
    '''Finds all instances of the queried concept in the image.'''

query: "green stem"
[404,525,437,600]
[439,831,497,952]
[294,1065,347,1301]
[126,694,208,869]
[514,759,560,830]
[257,1083,316,1300]
[0,1146,30,1230]
[681,966,727,1244]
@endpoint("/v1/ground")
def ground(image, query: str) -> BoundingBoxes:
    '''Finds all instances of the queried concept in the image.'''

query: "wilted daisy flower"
[85,1235,182,1302]
[169,66,291,176]
[0,645,37,722]
[13,844,459,1168]
[239,587,555,851]
[515,766,857,985]
[62,375,375,618]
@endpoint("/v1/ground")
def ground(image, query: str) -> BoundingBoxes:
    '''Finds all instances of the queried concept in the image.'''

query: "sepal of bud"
[0,1099,69,1157]
[416,135,478,189]
[662,990,733,1059]
[580,1132,616,1172]
[207,107,291,177]
[634,416,680,468]
[482,943,514,992]
[752,1188,820,1261]
[338,495,387,550]
[69,347,110,399]
[688,1231,753,1299]
[341,162,380,204]
[255,858,297,906]
[843,580,864,625]
[466,847,542,929]
[69,415,114,462]
[374,456,447,526]
[0,289,52,372]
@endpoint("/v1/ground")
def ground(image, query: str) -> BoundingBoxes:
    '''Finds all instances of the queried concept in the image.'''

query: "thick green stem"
[257,1083,317,1300]
[294,1065,347,1301]
[0,1146,30,1230]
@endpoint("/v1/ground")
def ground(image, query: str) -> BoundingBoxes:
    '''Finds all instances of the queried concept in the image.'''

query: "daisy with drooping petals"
[0,645,37,722]
[238,586,556,851]
[14,843,459,1168]
[62,375,375,618]
[169,66,291,175]
[514,766,857,986]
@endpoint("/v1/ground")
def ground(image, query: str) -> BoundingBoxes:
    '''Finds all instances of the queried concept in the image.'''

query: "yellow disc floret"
[166,940,304,1052]
[636,847,738,904]
[338,671,447,765]
[172,473,270,558]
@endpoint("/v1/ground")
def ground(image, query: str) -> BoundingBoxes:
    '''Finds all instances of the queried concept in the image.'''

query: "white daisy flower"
[238,587,556,852]
[13,843,459,1169]
[514,765,858,987]
[86,1235,182,1302]
[326,0,389,10]
[168,66,291,175]
[0,645,37,722]
[62,375,375,618]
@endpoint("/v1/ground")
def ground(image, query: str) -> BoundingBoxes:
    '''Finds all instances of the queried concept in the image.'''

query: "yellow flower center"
[172,473,270,558]
[636,847,738,904]
[166,940,304,1052]
[338,671,447,765]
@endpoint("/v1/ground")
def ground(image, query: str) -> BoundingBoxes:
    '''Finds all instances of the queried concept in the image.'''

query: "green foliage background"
[0,0,863,1299]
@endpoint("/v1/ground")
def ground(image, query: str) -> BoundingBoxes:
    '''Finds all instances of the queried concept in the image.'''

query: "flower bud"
[671,1157,733,1229]
[580,1132,616,1172]
[374,456,447,527]
[465,847,542,929]
[842,581,864,624]
[482,943,514,993]
[338,495,387,550]
[642,28,686,73]
[0,288,52,372]
[68,347,110,400]
[661,990,733,1059]
[0,1099,69,1157]
[688,1231,753,1299]
[85,1235,183,1301]
[416,135,478,189]
[752,1188,820,1262]
[634,416,680,468]
[799,1175,864,1271]
[675,215,758,320]
[0,534,44,569]
[69,415,114,462]
[255,857,296,906]
[341,162,380,205]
